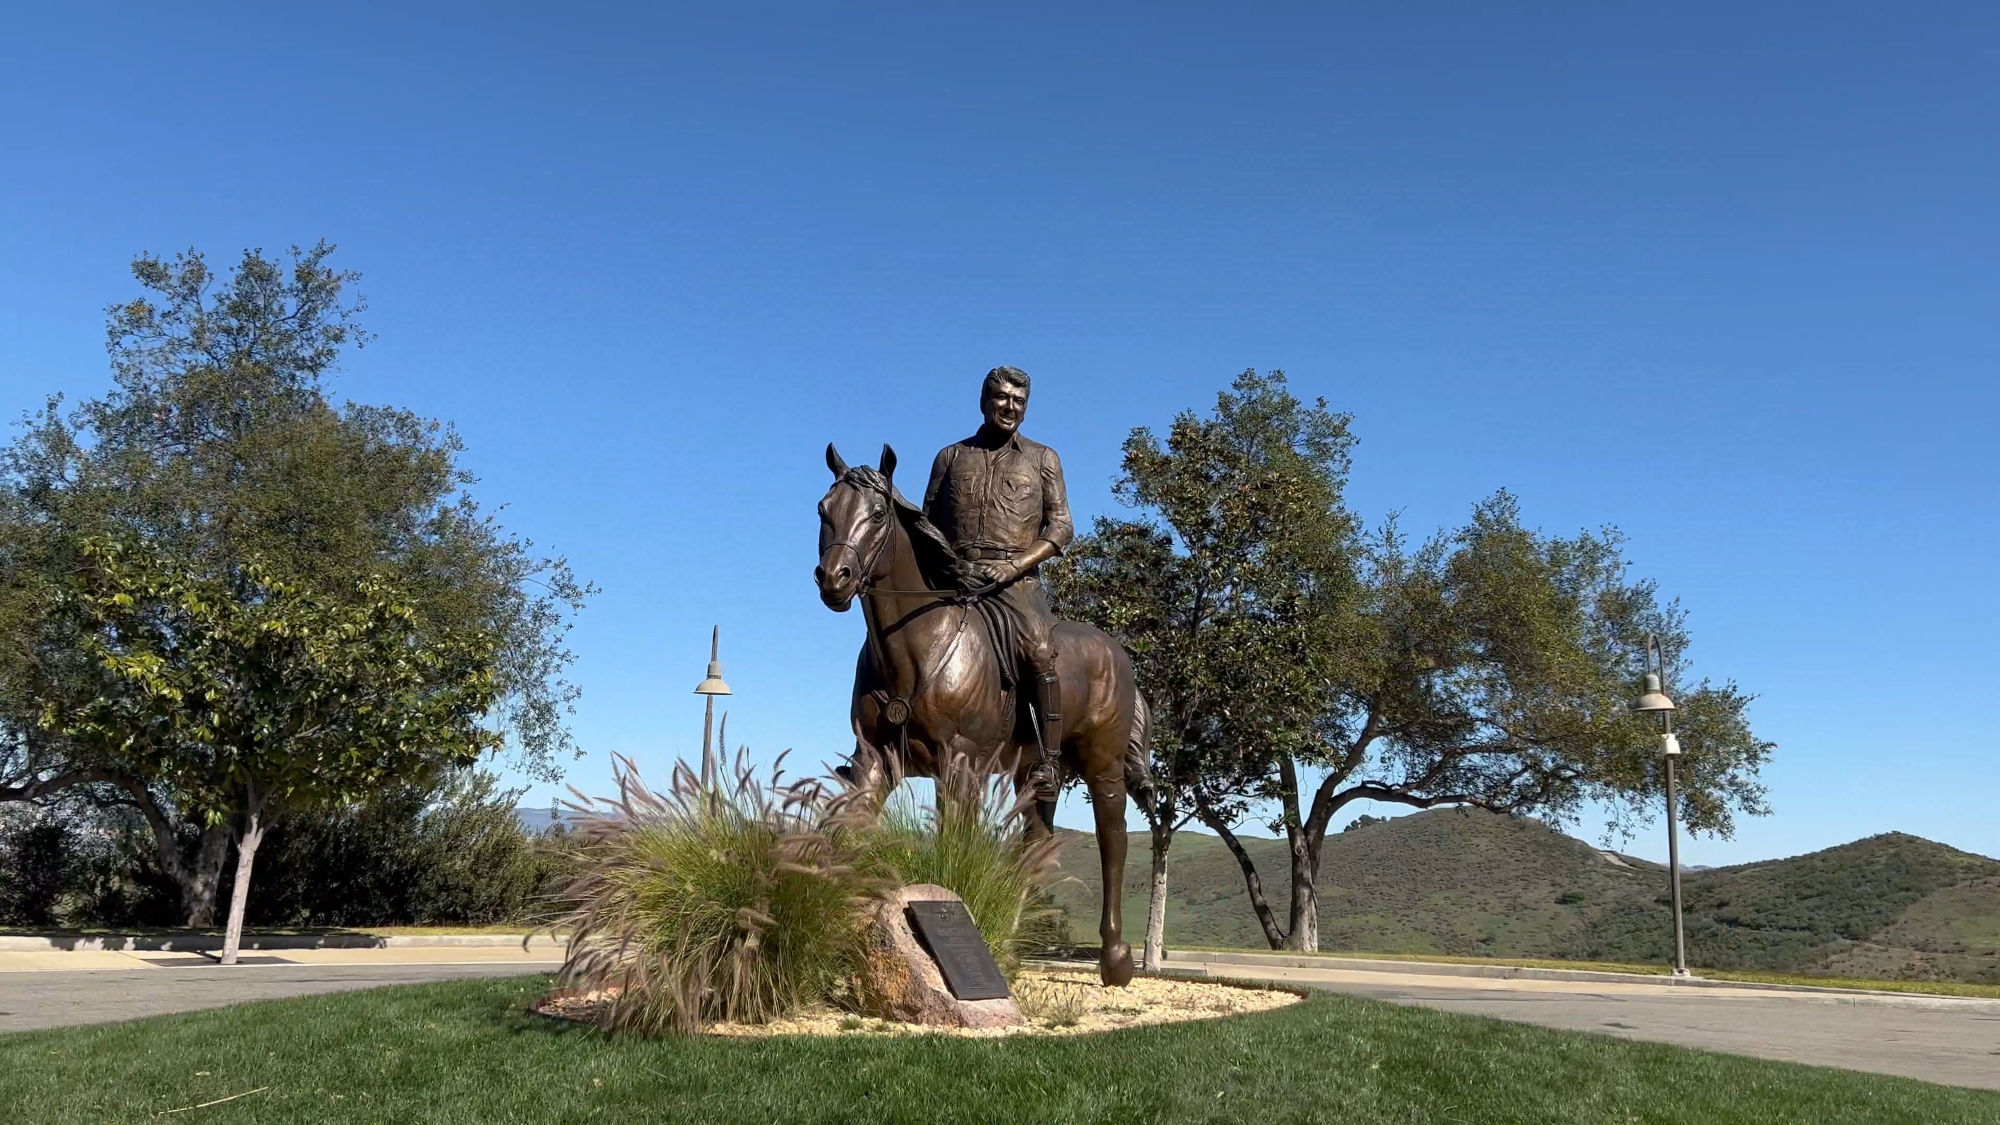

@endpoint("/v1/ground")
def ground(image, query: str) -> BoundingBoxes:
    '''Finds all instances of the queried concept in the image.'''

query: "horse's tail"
[1125,691,1159,819]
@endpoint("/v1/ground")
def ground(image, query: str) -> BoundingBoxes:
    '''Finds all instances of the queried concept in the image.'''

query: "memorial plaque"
[904,900,1011,1001]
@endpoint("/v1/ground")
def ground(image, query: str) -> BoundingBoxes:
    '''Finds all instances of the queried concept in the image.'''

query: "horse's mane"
[842,466,961,589]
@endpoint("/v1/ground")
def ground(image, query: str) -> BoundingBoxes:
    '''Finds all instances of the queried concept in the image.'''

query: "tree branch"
[1324,761,1553,819]
[0,766,120,803]
[104,772,192,885]
[1303,704,1382,850]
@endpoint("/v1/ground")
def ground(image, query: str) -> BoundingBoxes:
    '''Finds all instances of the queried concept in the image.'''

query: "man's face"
[981,380,1029,434]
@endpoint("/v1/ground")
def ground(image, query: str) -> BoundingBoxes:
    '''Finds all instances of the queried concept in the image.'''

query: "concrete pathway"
[0,945,561,1033]
[1160,954,2000,1091]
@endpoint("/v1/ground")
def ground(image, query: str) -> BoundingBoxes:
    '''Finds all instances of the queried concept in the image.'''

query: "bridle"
[821,472,994,602]
[820,507,896,601]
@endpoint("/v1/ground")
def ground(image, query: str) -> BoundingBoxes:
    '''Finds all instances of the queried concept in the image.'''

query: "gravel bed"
[535,968,1301,1038]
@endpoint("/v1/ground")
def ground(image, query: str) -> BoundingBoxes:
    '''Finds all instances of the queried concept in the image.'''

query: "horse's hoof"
[1100,941,1134,987]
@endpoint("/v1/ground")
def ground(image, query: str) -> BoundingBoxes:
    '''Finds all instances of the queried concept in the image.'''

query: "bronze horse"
[813,443,1153,986]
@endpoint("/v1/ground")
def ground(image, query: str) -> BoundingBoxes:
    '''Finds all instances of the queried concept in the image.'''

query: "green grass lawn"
[1,977,1994,1124]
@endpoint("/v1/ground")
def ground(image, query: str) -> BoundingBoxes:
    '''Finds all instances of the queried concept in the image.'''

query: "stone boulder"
[856,883,1024,1029]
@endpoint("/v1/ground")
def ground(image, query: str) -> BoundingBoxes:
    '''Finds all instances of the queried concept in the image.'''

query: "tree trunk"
[1276,756,1317,952]
[95,772,232,927]
[1196,797,1287,949]
[1145,820,1172,968]
[181,825,230,927]
[1288,759,1360,957]
[219,802,268,966]
[1284,825,1319,952]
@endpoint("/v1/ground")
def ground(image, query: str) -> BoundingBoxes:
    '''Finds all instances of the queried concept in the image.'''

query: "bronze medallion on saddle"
[813,366,1155,986]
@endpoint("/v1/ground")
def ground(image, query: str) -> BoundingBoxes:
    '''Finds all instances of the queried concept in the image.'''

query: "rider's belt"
[960,546,1020,561]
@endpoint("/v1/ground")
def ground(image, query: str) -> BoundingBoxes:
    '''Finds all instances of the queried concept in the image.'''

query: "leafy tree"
[41,539,501,962]
[1049,370,1359,962]
[0,244,591,923]
[1057,371,1773,952]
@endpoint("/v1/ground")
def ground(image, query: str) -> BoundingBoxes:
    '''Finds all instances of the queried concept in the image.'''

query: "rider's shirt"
[922,429,1073,569]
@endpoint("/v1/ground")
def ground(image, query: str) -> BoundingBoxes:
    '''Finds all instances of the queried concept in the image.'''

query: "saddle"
[868,586,1029,744]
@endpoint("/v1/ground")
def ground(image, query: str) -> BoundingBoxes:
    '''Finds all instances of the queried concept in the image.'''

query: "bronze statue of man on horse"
[813,366,1153,986]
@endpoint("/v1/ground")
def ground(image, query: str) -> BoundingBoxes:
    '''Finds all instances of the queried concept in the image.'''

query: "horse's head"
[814,442,900,612]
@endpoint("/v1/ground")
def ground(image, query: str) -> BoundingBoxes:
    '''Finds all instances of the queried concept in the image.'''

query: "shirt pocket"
[999,462,1037,505]
[943,466,976,511]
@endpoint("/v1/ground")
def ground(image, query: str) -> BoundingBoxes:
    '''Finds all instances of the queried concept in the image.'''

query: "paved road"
[0,960,557,1033]
[1166,960,2000,1092]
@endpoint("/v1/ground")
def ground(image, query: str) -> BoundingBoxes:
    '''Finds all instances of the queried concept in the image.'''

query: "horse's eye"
[871,509,887,522]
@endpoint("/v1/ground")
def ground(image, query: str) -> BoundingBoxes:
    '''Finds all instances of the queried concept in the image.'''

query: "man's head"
[980,366,1031,435]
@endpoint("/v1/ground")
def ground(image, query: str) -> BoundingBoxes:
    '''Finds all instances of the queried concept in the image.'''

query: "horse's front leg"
[1085,773,1134,986]
[835,740,899,816]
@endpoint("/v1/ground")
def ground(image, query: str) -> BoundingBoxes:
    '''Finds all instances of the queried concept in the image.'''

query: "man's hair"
[981,365,1031,398]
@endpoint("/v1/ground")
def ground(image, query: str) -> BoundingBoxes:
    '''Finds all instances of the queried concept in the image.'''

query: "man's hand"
[967,558,1019,587]
[949,557,1017,591]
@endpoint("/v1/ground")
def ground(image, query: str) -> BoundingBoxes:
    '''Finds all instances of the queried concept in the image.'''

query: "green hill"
[1047,810,2000,984]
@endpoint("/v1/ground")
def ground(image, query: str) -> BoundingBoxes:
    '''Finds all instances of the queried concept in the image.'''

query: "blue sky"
[3,3,1995,866]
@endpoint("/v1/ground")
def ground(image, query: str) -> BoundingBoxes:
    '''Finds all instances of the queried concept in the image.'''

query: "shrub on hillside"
[0,803,181,928]
[0,811,72,926]
[2,770,565,931]
[548,749,883,1035]
[247,769,571,928]
[407,772,573,925]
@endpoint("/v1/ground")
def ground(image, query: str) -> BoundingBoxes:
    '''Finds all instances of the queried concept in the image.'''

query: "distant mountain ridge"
[513,807,576,833]
[1045,810,2000,985]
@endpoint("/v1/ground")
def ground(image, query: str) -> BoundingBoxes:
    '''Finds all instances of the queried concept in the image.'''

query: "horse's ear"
[826,443,849,478]
[880,444,897,483]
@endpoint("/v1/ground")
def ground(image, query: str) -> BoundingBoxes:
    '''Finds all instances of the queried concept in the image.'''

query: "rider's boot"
[1029,669,1063,800]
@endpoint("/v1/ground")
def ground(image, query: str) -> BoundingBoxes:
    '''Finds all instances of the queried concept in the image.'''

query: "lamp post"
[1632,633,1690,978]
[693,626,732,774]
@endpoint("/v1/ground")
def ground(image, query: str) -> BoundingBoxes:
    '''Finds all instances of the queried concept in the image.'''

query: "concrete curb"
[0,932,561,952]
[1152,950,2000,1011]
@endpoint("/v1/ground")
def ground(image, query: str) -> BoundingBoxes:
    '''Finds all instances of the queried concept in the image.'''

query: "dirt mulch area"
[535,968,1301,1038]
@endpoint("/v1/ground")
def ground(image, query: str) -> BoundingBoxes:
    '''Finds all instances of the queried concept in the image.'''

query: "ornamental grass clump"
[855,752,1063,977]
[548,744,881,1035]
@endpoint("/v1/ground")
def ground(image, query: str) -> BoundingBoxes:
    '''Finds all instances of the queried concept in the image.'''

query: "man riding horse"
[923,365,1070,800]
[814,367,1150,985]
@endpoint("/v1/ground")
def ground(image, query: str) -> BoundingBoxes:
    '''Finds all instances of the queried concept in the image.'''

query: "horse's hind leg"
[1084,769,1134,986]
[1011,775,1060,844]
[1030,785,1059,844]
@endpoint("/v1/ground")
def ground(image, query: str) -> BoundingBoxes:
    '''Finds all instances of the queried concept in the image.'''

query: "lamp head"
[1632,671,1676,714]
[694,660,732,696]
